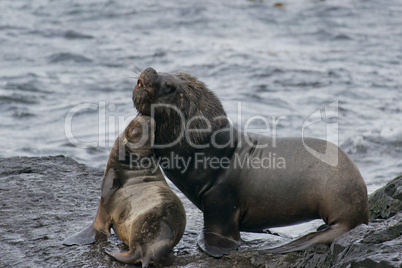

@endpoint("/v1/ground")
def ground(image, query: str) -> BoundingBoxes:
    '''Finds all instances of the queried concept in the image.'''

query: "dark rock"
[330,213,402,268]
[369,175,402,220]
[0,156,401,267]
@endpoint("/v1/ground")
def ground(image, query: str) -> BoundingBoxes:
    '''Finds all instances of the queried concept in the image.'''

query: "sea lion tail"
[265,224,347,254]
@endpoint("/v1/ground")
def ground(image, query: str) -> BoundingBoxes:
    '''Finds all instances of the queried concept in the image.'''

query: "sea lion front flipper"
[63,224,109,246]
[63,167,117,246]
[197,186,241,257]
[63,192,112,246]
[197,230,241,257]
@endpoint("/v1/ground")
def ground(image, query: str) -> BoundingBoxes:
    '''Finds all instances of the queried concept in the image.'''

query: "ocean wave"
[12,110,36,118]
[47,52,92,64]
[379,127,402,145]
[342,127,402,156]
[63,30,94,40]
[341,136,369,155]
[3,81,46,93]
[0,94,38,105]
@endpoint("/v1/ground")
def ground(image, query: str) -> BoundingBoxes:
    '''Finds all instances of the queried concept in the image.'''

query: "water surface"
[1,0,401,250]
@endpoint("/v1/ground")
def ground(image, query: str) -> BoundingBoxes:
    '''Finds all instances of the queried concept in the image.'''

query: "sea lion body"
[63,116,186,267]
[225,134,367,232]
[132,68,369,257]
[102,167,186,266]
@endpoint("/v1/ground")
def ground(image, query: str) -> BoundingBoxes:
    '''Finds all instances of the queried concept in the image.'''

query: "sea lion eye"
[131,128,137,133]
[165,82,176,93]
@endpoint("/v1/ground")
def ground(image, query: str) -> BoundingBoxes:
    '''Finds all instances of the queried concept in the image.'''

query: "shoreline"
[0,155,400,267]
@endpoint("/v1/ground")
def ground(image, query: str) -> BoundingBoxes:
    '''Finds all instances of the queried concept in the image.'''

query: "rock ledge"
[0,156,400,267]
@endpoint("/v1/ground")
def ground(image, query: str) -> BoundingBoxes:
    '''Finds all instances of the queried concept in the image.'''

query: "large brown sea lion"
[63,115,186,267]
[132,67,369,257]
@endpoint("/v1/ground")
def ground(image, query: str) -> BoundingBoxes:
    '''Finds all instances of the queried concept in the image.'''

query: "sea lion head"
[132,67,188,116]
[132,67,229,151]
[123,115,156,157]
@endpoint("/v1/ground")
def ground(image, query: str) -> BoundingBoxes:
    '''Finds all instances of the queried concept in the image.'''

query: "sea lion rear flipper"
[106,248,165,267]
[105,249,142,265]
[265,224,347,253]
[106,221,177,267]
[63,225,109,246]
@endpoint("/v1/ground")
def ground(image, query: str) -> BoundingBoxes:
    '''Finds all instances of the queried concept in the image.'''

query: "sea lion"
[132,67,369,257]
[63,115,186,267]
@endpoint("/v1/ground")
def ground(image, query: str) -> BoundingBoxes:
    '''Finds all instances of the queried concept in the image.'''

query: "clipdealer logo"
[64,100,339,167]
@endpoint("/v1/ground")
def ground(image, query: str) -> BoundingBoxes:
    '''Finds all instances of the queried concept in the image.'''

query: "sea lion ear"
[178,91,189,110]
[166,82,177,92]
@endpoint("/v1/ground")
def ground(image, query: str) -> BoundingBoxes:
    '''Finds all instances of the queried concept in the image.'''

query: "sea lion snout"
[136,68,179,97]
[137,67,158,95]
[143,67,158,77]
[133,68,159,115]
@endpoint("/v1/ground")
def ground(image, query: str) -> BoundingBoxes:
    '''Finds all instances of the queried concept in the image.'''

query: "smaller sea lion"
[63,115,186,267]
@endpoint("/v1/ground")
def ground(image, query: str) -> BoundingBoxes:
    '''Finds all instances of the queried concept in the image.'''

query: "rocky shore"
[0,156,401,267]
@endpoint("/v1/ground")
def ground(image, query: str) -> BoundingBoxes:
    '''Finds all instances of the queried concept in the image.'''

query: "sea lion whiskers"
[126,59,143,75]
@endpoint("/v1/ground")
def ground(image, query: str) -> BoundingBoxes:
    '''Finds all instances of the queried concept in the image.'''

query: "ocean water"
[1,0,402,260]
[1,1,401,194]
